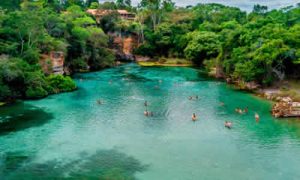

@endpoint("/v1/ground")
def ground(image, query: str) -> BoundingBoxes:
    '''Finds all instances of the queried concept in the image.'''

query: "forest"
[0,0,299,103]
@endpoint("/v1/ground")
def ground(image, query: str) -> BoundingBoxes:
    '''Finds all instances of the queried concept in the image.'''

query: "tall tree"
[139,0,174,30]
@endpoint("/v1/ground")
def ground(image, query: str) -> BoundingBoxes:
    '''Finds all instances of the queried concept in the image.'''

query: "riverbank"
[225,77,300,118]
[257,82,300,118]
[136,57,193,67]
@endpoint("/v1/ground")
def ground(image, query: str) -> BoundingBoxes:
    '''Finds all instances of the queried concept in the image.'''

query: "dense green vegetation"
[133,2,300,85]
[0,0,115,102]
[0,0,299,103]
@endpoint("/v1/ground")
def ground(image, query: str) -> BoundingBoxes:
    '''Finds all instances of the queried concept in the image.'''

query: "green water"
[1,64,300,180]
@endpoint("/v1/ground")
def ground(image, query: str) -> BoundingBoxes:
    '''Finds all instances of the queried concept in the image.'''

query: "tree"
[116,0,131,8]
[0,0,21,10]
[253,4,268,14]
[139,0,174,30]
[86,0,99,8]
[184,31,221,64]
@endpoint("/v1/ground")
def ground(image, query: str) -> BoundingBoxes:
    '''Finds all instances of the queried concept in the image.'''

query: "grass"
[137,58,193,67]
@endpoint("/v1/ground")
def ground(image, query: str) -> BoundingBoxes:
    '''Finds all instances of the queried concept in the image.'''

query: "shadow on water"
[0,102,53,136]
[1,149,147,180]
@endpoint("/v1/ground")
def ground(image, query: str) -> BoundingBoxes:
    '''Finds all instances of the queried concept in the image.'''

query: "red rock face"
[40,51,65,75]
[111,35,139,61]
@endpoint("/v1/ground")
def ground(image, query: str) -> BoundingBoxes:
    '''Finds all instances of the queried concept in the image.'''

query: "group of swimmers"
[191,102,260,129]
[235,107,248,114]
[97,95,260,128]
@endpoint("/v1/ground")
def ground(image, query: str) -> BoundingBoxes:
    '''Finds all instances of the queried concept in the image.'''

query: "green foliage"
[22,48,40,64]
[70,58,88,72]
[137,3,300,85]
[46,75,76,93]
[184,31,221,64]
[0,0,21,10]
[25,86,48,99]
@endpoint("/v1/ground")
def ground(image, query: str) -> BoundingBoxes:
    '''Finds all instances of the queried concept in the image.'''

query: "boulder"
[272,100,300,118]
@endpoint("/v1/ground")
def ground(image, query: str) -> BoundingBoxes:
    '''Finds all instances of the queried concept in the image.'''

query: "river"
[1,63,300,180]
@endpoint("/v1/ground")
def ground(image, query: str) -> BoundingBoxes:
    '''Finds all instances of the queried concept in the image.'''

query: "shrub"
[70,58,88,72]
[22,48,40,64]
[46,74,76,93]
[25,86,48,99]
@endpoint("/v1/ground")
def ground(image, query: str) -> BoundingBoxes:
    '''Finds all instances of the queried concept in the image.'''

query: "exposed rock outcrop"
[109,33,139,61]
[40,51,65,75]
[272,99,300,118]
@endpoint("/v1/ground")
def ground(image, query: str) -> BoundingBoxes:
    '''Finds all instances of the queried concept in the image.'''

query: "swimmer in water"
[144,101,148,107]
[255,113,260,122]
[97,100,102,105]
[144,110,149,117]
[195,95,199,100]
[189,96,193,100]
[225,121,232,129]
[192,113,197,121]
[220,102,225,106]
[238,109,243,114]
[244,107,248,113]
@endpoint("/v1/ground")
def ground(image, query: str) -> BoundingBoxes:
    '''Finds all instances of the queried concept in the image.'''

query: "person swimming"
[225,121,232,129]
[255,113,260,122]
[192,113,197,121]
[144,101,148,107]
[97,100,102,105]
[144,110,149,116]
[235,108,243,114]
[189,96,193,100]
[195,95,199,100]
[238,109,243,114]
[244,107,249,113]
[220,102,225,106]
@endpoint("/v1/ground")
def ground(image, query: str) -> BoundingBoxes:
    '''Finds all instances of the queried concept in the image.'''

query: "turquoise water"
[1,63,300,180]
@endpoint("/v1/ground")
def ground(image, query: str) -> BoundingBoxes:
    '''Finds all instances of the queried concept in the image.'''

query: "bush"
[70,58,88,72]
[46,74,76,93]
[25,86,48,99]
[22,48,40,64]
[0,80,12,101]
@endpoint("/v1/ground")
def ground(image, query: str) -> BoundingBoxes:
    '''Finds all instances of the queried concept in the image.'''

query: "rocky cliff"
[109,33,139,61]
[40,51,65,75]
